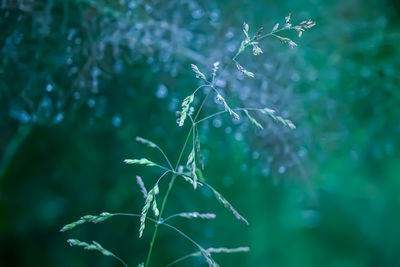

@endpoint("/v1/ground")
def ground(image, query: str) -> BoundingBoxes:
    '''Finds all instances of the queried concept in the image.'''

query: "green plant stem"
[195,107,259,124]
[112,254,129,267]
[144,174,176,267]
[214,26,293,83]
[152,144,174,171]
[144,28,283,263]
[165,252,198,267]
[114,213,205,257]
[145,90,212,267]
[144,127,193,267]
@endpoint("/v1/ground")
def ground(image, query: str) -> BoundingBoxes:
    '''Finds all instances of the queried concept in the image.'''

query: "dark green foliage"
[1,0,400,267]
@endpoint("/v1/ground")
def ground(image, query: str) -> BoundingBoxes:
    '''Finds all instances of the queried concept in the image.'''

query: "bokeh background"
[1,0,400,266]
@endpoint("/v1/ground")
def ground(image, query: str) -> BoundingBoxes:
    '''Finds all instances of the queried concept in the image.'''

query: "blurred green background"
[1,0,400,266]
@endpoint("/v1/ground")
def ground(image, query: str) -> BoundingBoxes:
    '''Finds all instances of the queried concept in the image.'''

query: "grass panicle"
[166,246,249,267]
[260,108,296,129]
[67,239,128,267]
[139,185,159,238]
[62,13,315,267]
[164,212,216,222]
[135,137,157,148]
[124,158,170,172]
[235,61,255,78]
[124,158,156,167]
[211,61,220,82]
[136,175,148,199]
[205,183,249,225]
[60,212,114,232]
[179,173,204,188]
[177,94,194,127]
[216,94,240,121]
[243,109,264,129]
[191,64,207,81]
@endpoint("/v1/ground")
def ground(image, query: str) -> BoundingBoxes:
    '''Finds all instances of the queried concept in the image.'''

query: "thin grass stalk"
[145,89,213,266]
[144,127,193,266]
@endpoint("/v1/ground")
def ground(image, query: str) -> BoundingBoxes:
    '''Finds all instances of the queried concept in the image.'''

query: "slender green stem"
[195,110,227,124]
[175,126,195,170]
[165,252,199,267]
[161,222,204,251]
[153,145,174,171]
[155,170,173,184]
[192,126,196,163]
[114,213,204,250]
[144,126,193,267]
[213,26,293,85]
[111,254,129,267]
[152,163,173,172]
[145,87,213,266]
[192,84,209,96]
[257,27,292,41]
[195,107,261,124]
[143,26,283,264]
[162,213,184,222]
[144,174,175,267]
[194,92,210,121]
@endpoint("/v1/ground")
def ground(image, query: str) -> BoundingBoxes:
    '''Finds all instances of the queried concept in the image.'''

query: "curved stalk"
[144,24,302,266]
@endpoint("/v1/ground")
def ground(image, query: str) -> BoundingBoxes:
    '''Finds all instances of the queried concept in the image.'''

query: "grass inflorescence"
[61,13,315,267]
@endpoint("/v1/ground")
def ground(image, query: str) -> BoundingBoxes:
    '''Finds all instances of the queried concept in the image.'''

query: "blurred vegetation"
[1,0,400,266]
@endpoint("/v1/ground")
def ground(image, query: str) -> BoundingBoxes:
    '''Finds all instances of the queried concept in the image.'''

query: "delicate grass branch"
[165,246,250,267]
[163,212,216,222]
[67,239,128,267]
[62,13,315,267]
[136,137,174,171]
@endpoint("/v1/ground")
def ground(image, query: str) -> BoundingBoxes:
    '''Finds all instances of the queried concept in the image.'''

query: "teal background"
[1,0,400,266]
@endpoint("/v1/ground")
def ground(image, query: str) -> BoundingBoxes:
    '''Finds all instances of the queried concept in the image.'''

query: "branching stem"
[144,22,302,267]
